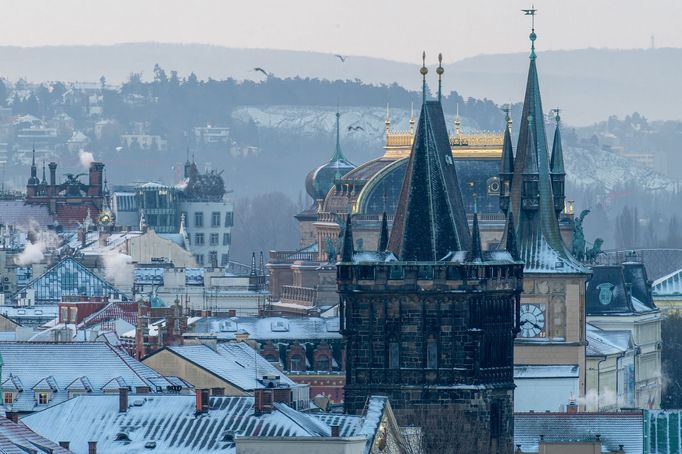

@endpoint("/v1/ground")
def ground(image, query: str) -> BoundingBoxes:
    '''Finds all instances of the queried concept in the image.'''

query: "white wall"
[515,377,579,412]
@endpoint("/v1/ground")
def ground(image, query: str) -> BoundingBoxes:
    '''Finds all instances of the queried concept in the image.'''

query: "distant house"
[143,341,309,409]
[22,394,404,454]
[0,341,191,414]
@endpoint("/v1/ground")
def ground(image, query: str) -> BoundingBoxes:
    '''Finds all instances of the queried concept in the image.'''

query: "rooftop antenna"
[420,52,428,103]
[436,53,444,102]
[522,5,538,59]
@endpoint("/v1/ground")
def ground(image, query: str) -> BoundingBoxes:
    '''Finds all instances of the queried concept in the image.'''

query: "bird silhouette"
[253,67,268,77]
[334,55,347,62]
[347,125,364,132]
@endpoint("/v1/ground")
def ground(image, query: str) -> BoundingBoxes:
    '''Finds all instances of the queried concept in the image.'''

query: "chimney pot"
[88,441,97,454]
[119,387,128,413]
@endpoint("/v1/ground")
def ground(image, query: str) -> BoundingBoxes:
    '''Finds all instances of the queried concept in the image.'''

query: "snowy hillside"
[232,105,675,194]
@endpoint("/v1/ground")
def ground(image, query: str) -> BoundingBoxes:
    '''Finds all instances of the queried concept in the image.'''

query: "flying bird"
[347,125,364,132]
[335,55,347,62]
[253,67,268,77]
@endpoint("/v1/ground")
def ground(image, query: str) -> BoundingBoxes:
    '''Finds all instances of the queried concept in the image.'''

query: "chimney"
[566,399,578,414]
[119,388,128,413]
[254,389,273,414]
[88,162,105,196]
[78,227,87,248]
[49,162,57,187]
[331,425,340,437]
[88,441,97,454]
[59,442,70,449]
[5,412,18,423]
[196,389,210,414]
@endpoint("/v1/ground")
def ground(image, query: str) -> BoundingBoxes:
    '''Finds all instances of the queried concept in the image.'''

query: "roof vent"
[221,431,235,442]
[115,432,131,442]
[133,399,145,406]
[145,441,157,449]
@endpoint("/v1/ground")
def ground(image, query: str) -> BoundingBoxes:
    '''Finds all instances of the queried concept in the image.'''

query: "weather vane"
[522,5,538,58]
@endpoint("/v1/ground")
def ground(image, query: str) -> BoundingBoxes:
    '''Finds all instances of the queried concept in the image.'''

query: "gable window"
[38,392,49,405]
[389,342,400,369]
[4,392,13,404]
[194,212,204,228]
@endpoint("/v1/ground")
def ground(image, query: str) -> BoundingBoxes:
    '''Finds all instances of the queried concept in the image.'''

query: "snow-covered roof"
[586,323,633,356]
[190,316,342,341]
[22,394,389,454]
[0,418,72,454]
[162,342,298,391]
[514,365,579,379]
[514,412,643,453]
[0,342,189,412]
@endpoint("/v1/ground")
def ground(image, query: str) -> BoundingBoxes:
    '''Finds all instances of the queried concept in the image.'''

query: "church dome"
[305,111,355,201]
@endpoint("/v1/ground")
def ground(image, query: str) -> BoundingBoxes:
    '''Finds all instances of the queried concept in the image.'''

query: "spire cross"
[522,5,538,59]
[420,51,428,103]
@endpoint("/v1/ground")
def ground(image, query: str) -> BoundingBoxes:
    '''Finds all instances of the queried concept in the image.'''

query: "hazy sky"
[1,0,681,62]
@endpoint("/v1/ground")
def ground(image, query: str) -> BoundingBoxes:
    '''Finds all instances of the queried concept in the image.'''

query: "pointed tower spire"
[420,52,428,103]
[41,161,47,185]
[454,103,461,136]
[504,204,519,261]
[341,214,354,263]
[378,211,389,252]
[259,251,265,276]
[249,252,257,277]
[330,109,347,162]
[550,109,566,217]
[499,113,515,214]
[436,53,444,102]
[470,211,483,261]
[388,98,471,261]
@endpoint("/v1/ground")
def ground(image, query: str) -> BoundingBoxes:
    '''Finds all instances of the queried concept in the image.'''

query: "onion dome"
[305,111,355,200]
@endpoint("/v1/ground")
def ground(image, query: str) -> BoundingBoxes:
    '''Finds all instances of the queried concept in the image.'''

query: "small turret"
[550,110,566,218]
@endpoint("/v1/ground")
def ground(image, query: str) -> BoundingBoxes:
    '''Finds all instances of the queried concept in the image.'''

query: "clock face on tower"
[520,304,545,338]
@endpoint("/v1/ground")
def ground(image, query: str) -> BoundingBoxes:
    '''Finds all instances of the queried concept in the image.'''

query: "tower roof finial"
[523,5,538,60]
[409,102,415,134]
[454,102,461,135]
[554,108,561,124]
[436,53,444,102]
[420,51,428,103]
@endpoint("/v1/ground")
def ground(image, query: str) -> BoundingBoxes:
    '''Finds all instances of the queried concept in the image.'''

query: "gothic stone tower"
[339,60,522,454]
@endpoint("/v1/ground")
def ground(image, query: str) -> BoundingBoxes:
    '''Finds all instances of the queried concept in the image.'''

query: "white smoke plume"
[13,222,61,266]
[102,251,133,285]
[576,387,618,411]
[79,149,95,168]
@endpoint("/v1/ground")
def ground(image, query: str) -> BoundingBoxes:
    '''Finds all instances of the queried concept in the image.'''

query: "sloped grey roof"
[586,324,633,356]
[0,418,73,454]
[514,412,643,453]
[22,395,389,454]
[0,342,188,412]
[163,342,297,391]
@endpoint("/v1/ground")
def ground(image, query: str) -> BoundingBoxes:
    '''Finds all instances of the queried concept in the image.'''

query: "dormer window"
[4,391,14,404]
[37,392,49,405]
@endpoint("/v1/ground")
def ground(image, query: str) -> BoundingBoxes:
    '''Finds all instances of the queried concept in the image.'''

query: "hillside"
[0,44,679,125]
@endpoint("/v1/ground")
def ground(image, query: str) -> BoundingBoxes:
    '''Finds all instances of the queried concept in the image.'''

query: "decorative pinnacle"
[523,5,538,59]
[554,108,561,124]
[437,53,444,101]
[420,51,428,102]
[409,102,415,134]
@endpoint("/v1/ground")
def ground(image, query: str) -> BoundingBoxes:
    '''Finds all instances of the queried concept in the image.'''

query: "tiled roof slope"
[0,342,188,412]
[23,395,389,454]
[388,100,471,261]
[514,412,643,453]
[0,418,73,454]
[0,201,54,229]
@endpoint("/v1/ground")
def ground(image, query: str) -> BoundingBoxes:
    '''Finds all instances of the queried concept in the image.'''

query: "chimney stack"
[59,442,70,449]
[566,399,578,414]
[88,441,97,454]
[254,389,273,414]
[119,387,128,413]
[48,162,57,195]
[88,162,105,196]
[5,412,18,423]
[196,389,210,414]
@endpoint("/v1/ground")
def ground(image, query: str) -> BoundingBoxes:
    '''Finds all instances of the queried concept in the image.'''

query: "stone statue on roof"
[572,209,590,261]
[325,236,336,263]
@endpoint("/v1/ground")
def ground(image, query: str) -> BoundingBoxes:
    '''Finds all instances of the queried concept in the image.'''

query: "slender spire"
[259,251,265,276]
[470,211,482,261]
[504,204,519,261]
[385,103,390,140]
[341,214,354,263]
[378,211,389,252]
[522,5,538,60]
[409,103,415,134]
[550,109,565,174]
[420,52,428,103]
[454,103,461,136]
[330,109,347,162]
[249,252,257,277]
[501,121,514,174]
[41,161,47,185]
[436,53,444,102]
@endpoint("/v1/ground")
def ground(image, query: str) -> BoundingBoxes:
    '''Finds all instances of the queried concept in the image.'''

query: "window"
[4,392,13,404]
[194,212,204,227]
[69,307,78,323]
[316,355,330,371]
[38,392,49,405]
[427,340,438,369]
[210,233,219,246]
[196,254,205,265]
[209,251,218,267]
[211,212,221,227]
[221,254,229,266]
[195,233,204,245]
[223,233,231,246]
[389,342,400,369]
[60,307,68,322]
[290,355,304,372]
[225,212,234,227]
